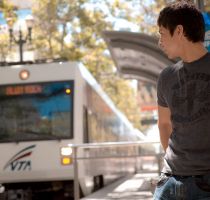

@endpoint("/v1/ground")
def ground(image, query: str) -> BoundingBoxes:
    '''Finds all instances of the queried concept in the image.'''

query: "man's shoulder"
[159,61,183,78]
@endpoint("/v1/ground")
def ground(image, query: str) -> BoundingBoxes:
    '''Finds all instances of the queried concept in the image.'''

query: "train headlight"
[61,147,73,156]
[19,69,30,80]
[60,147,73,165]
[61,157,72,165]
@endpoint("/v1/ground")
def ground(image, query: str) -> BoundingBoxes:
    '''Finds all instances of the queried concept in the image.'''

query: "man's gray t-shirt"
[157,52,210,175]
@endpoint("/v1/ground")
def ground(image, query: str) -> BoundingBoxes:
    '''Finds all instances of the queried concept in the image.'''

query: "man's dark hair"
[157,1,205,42]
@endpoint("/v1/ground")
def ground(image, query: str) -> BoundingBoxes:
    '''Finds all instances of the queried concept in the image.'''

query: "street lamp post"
[7,15,34,63]
[195,0,205,11]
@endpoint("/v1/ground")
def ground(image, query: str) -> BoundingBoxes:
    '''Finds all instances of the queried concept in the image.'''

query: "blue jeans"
[153,173,210,200]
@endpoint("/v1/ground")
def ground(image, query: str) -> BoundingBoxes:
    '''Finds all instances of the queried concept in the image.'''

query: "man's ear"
[175,25,184,38]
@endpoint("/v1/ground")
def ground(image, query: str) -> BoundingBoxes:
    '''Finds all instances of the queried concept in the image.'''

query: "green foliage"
[101,77,141,129]
[0,0,17,26]
[0,0,17,61]
[126,0,167,35]
[0,34,10,62]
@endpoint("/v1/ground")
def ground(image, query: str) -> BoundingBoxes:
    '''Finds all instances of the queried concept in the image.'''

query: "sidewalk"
[81,173,158,200]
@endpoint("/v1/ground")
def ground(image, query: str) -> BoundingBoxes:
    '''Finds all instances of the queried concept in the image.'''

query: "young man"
[154,1,210,199]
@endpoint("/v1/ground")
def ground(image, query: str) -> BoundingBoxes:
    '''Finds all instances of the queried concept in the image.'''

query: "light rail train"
[0,62,145,200]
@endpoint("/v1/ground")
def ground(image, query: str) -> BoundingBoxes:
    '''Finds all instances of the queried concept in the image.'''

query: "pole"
[8,27,32,64]
[19,30,24,63]
[196,0,205,12]
[73,147,80,200]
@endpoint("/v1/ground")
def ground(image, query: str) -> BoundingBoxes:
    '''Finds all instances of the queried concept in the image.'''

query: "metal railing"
[68,140,163,200]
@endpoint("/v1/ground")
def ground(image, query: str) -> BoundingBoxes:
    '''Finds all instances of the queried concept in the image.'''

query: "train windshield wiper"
[0,131,62,142]
[20,131,61,140]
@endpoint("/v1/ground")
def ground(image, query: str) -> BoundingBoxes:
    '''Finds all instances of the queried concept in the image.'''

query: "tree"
[0,34,10,62]
[32,0,59,58]
[0,0,17,23]
[0,0,17,62]
[101,76,141,129]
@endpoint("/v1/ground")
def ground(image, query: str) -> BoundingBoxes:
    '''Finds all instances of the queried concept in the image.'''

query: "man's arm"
[158,105,172,152]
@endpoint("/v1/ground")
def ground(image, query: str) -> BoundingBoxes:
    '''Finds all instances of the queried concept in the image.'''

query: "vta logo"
[4,145,36,171]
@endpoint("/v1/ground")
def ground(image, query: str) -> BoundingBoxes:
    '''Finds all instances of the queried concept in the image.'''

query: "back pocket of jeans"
[195,178,210,192]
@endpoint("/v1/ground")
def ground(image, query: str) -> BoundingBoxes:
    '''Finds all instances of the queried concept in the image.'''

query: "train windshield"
[0,81,74,142]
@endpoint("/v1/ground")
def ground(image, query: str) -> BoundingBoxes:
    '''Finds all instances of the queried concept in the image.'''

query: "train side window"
[83,106,89,143]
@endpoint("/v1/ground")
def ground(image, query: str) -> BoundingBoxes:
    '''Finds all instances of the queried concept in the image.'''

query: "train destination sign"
[5,85,43,96]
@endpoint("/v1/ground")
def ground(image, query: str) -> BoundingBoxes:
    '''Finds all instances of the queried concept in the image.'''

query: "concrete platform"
[81,173,158,200]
